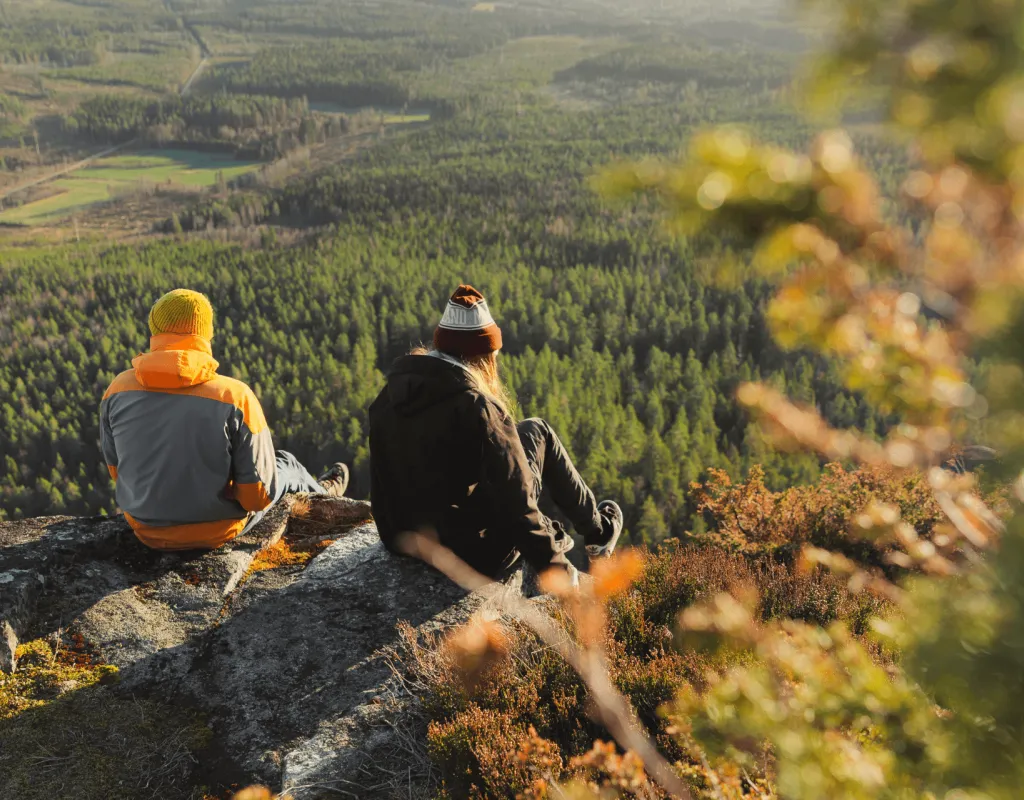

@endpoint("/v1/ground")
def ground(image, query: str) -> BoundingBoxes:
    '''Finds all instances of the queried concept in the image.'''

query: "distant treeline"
[208,37,485,107]
[0,233,882,546]
[2,94,908,543]
[162,97,908,237]
[0,94,28,141]
[0,18,183,66]
[198,0,603,108]
[555,41,795,90]
[65,94,349,159]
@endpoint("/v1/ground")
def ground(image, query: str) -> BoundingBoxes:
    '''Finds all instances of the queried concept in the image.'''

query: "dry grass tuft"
[290,497,312,519]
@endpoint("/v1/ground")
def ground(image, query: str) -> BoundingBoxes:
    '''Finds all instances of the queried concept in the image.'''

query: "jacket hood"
[132,334,220,390]
[384,353,474,416]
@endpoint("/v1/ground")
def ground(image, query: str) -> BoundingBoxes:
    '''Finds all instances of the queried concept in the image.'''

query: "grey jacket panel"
[101,390,266,526]
[232,424,278,503]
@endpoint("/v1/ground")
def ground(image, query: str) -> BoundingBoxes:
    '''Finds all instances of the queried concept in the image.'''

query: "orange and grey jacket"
[100,334,277,550]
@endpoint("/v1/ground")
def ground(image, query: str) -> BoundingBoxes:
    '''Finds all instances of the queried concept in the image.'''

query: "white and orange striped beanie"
[433,285,503,358]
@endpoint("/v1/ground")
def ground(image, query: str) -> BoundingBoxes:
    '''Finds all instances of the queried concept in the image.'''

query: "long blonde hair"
[412,346,517,421]
[466,351,518,422]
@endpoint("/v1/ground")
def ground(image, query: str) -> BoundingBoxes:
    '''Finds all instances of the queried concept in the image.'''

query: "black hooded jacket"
[368,354,572,577]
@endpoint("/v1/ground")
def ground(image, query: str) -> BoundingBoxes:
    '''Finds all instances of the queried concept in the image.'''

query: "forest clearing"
[0,150,262,226]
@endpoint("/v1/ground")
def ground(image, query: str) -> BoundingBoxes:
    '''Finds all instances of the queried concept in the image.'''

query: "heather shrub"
[752,558,884,634]
[428,705,564,799]
[403,543,882,797]
[610,544,750,659]
[692,463,945,569]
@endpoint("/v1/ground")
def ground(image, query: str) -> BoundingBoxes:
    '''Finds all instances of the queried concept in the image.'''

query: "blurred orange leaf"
[591,550,645,600]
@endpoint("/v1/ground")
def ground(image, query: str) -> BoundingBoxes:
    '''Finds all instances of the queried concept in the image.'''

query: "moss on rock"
[0,637,212,799]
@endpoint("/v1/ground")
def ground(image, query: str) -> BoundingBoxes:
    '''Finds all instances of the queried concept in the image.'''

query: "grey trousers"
[240,450,325,535]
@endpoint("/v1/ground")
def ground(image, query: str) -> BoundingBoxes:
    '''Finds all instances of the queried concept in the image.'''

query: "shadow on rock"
[118,523,481,798]
[0,642,217,799]
[1,503,300,673]
[2,499,530,799]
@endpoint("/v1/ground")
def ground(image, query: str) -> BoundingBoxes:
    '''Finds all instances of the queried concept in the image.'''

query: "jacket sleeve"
[99,395,118,481]
[230,391,278,513]
[476,397,573,573]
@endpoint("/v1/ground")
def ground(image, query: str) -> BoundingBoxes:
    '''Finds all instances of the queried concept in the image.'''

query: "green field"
[0,150,262,227]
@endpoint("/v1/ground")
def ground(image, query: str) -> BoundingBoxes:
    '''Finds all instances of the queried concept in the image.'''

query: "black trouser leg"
[517,418,603,541]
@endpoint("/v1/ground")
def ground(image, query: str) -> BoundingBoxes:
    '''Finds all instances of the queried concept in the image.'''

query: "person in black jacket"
[369,285,623,582]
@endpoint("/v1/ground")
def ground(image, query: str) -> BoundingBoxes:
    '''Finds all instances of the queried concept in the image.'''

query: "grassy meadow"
[0,150,261,226]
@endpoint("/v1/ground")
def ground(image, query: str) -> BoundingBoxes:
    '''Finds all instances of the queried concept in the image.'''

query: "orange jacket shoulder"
[102,370,267,433]
[184,375,269,434]
[103,369,143,399]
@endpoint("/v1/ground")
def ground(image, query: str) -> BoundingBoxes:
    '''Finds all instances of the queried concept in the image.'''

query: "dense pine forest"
[0,0,907,545]
[67,94,349,159]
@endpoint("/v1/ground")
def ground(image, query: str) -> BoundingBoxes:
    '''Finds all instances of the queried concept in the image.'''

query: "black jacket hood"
[384,354,473,416]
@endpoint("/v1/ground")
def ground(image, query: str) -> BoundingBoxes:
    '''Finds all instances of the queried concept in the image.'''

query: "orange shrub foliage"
[407,542,886,798]
[428,707,565,799]
[692,463,944,568]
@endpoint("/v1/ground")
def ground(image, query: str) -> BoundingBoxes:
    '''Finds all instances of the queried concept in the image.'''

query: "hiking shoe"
[318,463,350,498]
[586,500,623,557]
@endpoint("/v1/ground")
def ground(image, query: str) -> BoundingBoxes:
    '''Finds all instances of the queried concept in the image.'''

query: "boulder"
[0,499,296,673]
[0,497,525,798]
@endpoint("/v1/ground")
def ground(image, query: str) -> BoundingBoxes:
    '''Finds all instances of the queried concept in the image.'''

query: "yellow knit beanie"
[149,289,215,340]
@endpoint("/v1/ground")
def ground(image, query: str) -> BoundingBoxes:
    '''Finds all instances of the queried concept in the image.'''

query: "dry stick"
[399,533,693,800]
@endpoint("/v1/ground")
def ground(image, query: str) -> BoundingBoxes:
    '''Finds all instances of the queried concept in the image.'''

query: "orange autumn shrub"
[404,542,886,799]
[692,463,945,568]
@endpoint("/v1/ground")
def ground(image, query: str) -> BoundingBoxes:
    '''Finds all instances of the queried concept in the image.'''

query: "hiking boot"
[318,463,350,498]
[586,500,623,557]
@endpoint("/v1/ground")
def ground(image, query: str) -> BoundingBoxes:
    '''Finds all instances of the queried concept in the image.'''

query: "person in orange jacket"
[100,288,348,550]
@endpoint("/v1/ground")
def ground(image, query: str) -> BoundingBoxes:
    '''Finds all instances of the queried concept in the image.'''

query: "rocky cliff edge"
[0,497,527,798]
